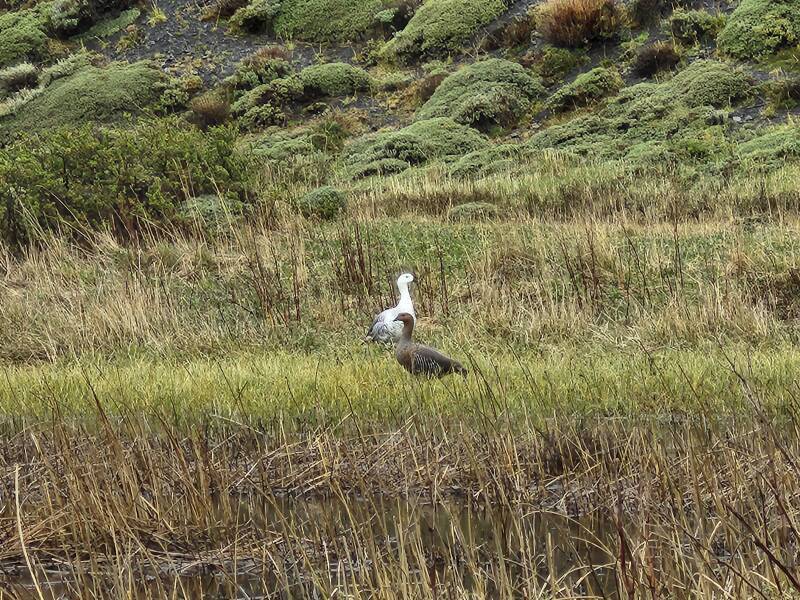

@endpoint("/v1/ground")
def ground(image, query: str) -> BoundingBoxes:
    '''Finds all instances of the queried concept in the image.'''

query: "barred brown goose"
[393,313,467,378]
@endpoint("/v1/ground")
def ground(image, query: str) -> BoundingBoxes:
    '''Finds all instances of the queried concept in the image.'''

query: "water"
[3,495,619,599]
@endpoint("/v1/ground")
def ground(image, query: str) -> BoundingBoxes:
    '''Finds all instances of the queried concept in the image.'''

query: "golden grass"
[534,0,623,47]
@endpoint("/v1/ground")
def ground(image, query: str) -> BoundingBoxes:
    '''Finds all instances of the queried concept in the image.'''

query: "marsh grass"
[3,354,800,597]
[5,153,800,597]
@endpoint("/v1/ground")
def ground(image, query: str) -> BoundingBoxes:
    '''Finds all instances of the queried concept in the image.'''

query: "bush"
[417,59,545,131]
[0,8,50,67]
[668,9,724,46]
[383,0,506,60]
[450,144,532,178]
[738,125,800,169]
[190,92,231,128]
[0,61,165,140]
[718,0,800,61]
[345,117,487,178]
[527,46,588,84]
[231,75,303,117]
[208,0,249,19]
[535,0,622,47]
[274,0,386,42]
[299,62,373,98]
[230,0,281,32]
[632,41,680,77]
[225,52,293,91]
[529,60,753,164]
[545,66,622,113]
[0,119,251,247]
[763,75,800,113]
[0,63,39,97]
[296,186,346,219]
[79,7,140,39]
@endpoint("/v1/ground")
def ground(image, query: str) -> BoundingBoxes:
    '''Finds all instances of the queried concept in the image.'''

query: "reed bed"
[4,173,800,597]
[2,371,800,598]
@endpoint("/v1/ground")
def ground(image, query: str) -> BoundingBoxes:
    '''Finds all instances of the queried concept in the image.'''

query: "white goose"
[365,273,416,344]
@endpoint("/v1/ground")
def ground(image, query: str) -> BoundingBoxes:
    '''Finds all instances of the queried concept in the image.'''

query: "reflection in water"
[4,495,619,599]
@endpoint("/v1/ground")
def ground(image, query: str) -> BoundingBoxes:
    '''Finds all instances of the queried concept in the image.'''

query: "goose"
[365,273,416,344]
[393,313,467,378]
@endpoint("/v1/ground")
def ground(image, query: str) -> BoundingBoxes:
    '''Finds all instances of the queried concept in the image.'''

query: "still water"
[4,494,619,599]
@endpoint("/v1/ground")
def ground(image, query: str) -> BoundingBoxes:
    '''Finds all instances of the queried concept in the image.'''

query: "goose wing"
[411,344,466,377]
[365,308,396,342]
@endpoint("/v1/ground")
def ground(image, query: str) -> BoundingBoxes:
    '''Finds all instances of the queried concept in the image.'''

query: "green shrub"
[531,46,588,84]
[450,144,533,178]
[0,63,38,98]
[417,58,545,131]
[39,50,94,85]
[718,0,800,60]
[447,201,500,221]
[231,75,303,116]
[545,66,622,113]
[738,125,800,168]
[78,7,140,39]
[296,186,346,219]
[0,61,165,139]
[274,0,386,42]
[230,0,281,32]
[225,53,293,91]
[529,60,753,164]
[250,128,317,161]
[299,62,373,98]
[668,9,724,45]
[763,75,800,113]
[0,118,251,247]
[383,0,506,60]
[0,8,50,67]
[179,194,245,229]
[346,117,487,178]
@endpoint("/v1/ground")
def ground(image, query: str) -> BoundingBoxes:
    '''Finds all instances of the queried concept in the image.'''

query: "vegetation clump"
[632,41,680,77]
[718,0,800,60]
[0,61,165,139]
[230,0,281,32]
[274,0,386,42]
[298,62,373,98]
[296,186,347,219]
[0,62,39,97]
[529,46,588,84]
[383,0,506,60]
[0,118,249,247]
[345,117,487,178]
[668,9,724,46]
[545,66,622,113]
[535,0,623,47]
[417,59,545,131]
[450,144,534,178]
[529,60,753,164]
[0,6,51,66]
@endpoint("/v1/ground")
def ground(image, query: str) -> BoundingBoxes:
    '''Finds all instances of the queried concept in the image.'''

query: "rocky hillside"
[0,0,799,245]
